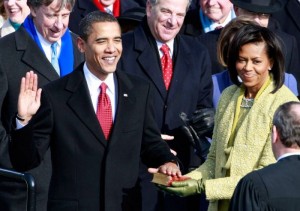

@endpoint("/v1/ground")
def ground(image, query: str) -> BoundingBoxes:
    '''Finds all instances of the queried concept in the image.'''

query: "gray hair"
[273,101,300,148]
[148,0,192,11]
[27,0,75,10]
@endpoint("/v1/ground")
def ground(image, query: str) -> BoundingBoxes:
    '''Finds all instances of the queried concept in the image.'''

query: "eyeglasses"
[240,9,270,20]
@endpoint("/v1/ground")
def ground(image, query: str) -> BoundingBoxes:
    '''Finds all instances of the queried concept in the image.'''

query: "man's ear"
[77,37,85,53]
[272,125,279,144]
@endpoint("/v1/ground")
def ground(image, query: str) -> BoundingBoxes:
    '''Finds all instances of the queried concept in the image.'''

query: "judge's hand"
[17,71,42,125]
[159,179,204,197]
[148,162,181,177]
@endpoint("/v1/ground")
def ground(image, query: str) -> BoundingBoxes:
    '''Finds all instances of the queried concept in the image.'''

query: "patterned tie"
[51,42,60,75]
[97,83,113,140]
[105,8,113,15]
[160,44,173,90]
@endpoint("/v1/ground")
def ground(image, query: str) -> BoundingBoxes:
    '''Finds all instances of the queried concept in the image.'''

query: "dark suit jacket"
[272,0,300,61]
[69,0,146,35]
[0,26,84,211]
[119,20,213,170]
[230,155,300,211]
[9,65,177,211]
[180,7,205,36]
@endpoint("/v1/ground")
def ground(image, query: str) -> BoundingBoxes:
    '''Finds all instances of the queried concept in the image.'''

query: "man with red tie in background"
[69,0,146,34]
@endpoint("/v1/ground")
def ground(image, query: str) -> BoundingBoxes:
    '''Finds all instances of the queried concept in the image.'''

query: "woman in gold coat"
[159,21,299,211]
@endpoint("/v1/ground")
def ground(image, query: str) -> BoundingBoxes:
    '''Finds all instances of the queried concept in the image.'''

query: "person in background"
[9,11,181,211]
[158,23,299,211]
[180,0,235,36]
[0,0,30,37]
[232,0,300,93]
[119,0,214,210]
[212,17,298,108]
[0,0,84,210]
[0,0,7,27]
[230,101,300,211]
[117,7,145,33]
[69,0,146,34]
[272,0,300,61]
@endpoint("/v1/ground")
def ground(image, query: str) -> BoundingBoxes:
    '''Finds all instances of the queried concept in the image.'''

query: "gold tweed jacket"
[186,81,298,211]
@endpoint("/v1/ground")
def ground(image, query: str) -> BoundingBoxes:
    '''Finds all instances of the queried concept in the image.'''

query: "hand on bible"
[159,178,204,197]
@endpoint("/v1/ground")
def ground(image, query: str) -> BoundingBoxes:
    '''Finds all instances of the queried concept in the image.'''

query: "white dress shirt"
[156,39,174,58]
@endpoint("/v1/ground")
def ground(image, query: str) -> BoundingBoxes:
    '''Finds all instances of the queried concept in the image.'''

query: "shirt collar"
[200,8,236,33]
[83,62,115,95]
[277,152,300,161]
[156,39,174,57]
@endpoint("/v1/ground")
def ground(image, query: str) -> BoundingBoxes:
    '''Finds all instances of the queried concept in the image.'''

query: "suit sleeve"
[9,91,53,171]
[140,83,178,167]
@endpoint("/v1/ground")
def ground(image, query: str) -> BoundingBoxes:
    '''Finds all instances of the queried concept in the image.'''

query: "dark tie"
[97,83,113,140]
[160,44,173,90]
[51,42,60,75]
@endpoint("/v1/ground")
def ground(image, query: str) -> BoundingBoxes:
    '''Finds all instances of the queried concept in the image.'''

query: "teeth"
[104,57,115,64]
[104,57,115,61]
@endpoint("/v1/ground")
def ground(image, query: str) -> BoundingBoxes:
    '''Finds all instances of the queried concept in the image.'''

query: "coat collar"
[16,26,59,81]
[132,21,192,102]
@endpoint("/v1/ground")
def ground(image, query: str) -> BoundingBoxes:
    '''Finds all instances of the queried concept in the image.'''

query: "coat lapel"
[108,70,136,148]
[134,26,167,100]
[16,27,59,81]
[166,36,191,103]
[66,67,107,147]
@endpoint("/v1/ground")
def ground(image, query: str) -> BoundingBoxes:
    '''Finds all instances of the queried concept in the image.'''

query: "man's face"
[146,0,188,42]
[235,7,270,27]
[100,0,116,7]
[31,0,71,43]
[77,21,122,81]
[4,0,30,24]
[200,0,233,23]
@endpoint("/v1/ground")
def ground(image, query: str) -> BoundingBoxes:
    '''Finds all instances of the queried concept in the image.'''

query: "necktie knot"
[160,44,170,55]
[105,8,113,15]
[100,83,108,94]
[51,42,58,56]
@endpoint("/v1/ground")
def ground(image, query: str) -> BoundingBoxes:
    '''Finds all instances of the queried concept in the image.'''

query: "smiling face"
[4,0,30,24]
[236,42,273,98]
[77,21,122,81]
[30,0,71,43]
[146,0,188,43]
[200,0,233,23]
[100,0,116,7]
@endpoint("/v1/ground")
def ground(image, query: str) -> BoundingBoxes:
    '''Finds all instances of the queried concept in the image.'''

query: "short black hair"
[78,11,120,41]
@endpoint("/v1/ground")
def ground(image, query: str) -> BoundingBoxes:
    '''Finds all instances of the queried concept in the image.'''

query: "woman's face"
[236,42,273,97]
[4,0,30,24]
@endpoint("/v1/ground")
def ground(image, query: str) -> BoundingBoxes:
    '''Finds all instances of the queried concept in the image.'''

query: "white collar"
[277,152,300,161]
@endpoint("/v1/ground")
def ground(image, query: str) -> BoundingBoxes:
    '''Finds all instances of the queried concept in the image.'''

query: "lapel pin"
[123,93,128,97]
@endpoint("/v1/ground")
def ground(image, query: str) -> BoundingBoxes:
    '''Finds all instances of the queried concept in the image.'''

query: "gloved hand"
[186,108,215,137]
[180,108,215,160]
[159,179,204,197]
